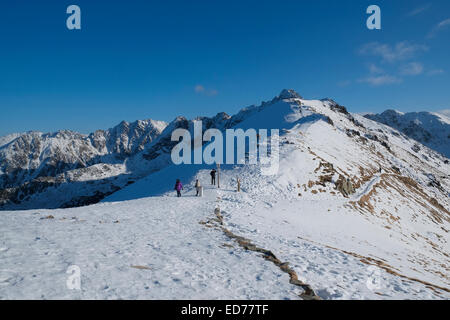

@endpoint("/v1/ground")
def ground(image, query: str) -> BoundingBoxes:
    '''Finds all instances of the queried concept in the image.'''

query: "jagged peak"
[46,130,86,139]
[213,112,231,120]
[173,116,188,122]
[278,89,303,100]
[320,98,338,105]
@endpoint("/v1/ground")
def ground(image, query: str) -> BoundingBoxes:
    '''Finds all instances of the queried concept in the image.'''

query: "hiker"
[210,169,216,185]
[195,179,203,197]
[174,179,183,197]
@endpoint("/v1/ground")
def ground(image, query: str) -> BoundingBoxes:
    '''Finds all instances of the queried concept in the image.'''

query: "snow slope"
[0,133,23,148]
[0,181,300,299]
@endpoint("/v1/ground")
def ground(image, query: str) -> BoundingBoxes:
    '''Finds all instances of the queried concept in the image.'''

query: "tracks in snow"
[200,202,321,300]
[297,235,450,295]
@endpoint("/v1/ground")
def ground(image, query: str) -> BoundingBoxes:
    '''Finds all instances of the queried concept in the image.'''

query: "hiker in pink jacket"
[174,179,183,197]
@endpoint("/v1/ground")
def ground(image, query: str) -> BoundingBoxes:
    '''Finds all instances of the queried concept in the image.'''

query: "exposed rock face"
[0,120,167,189]
[335,176,355,197]
[92,119,168,157]
[278,89,303,100]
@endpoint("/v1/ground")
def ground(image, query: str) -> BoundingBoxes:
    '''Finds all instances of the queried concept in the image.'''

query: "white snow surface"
[0,182,299,300]
[0,133,24,148]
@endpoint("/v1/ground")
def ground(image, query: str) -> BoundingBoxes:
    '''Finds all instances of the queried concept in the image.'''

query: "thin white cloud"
[437,18,450,28]
[368,63,384,74]
[428,18,450,38]
[194,84,218,96]
[337,80,351,87]
[427,68,445,76]
[195,84,205,93]
[407,4,431,17]
[358,75,402,86]
[399,62,424,76]
[359,41,428,63]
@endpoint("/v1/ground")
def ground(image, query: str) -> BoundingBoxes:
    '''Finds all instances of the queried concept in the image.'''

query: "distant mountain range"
[364,110,450,158]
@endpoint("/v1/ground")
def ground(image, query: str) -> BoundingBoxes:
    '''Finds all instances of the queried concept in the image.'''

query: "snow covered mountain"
[0,89,449,299]
[364,110,450,158]
[0,119,168,209]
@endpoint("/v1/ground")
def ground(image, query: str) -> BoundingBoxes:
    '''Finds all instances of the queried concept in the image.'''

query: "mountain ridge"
[364,109,450,158]
[1,90,448,210]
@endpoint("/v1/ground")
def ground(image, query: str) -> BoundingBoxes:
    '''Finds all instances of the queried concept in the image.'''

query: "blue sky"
[0,0,449,136]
